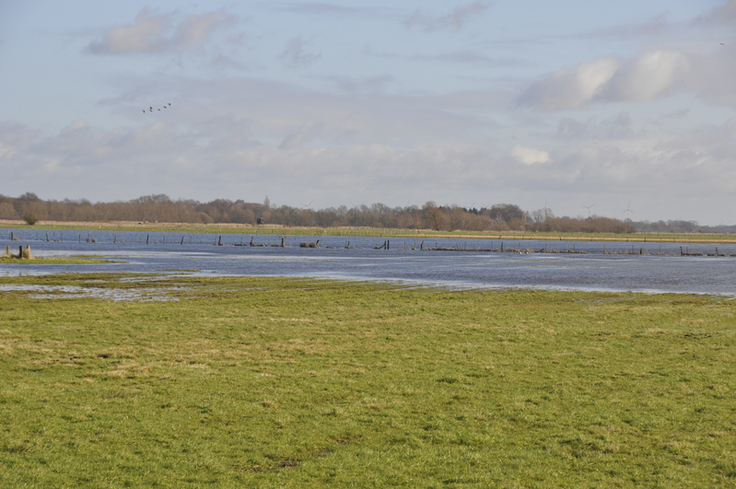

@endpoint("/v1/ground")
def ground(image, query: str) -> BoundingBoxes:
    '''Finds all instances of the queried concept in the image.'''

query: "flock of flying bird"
[143,103,171,113]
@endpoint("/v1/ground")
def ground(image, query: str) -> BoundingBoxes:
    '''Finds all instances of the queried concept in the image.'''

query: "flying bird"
[142,103,170,114]
[721,43,725,46]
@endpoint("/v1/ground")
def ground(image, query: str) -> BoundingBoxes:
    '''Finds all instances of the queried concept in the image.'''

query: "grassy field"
[0,274,735,487]
[3,220,736,243]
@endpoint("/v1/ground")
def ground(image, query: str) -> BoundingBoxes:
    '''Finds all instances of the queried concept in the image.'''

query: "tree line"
[2,192,725,234]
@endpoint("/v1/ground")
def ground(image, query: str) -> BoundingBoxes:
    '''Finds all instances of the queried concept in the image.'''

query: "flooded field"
[2,228,736,295]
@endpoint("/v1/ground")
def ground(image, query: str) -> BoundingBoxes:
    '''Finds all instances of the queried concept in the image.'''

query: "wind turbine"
[583,203,595,217]
[623,201,635,221]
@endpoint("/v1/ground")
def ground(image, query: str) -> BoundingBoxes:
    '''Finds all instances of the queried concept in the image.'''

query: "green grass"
[1,274,735,487]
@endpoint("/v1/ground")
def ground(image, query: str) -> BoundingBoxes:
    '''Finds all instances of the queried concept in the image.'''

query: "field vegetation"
[1,274,735,487]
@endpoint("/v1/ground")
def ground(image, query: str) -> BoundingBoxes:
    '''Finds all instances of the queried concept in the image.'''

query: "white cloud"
[520,49,698,111]
[604,50,690,102]
[87,9,233,55]
[519,58,620,111]
[507,144,550,165]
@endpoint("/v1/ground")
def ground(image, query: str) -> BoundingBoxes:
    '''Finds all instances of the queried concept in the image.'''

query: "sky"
[0,1,734,224]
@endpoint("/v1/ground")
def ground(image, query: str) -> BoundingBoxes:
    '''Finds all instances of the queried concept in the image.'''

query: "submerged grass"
[0,257,120,265]
[0,274,735,487]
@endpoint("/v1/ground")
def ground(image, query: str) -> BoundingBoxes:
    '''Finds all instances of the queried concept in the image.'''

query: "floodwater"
[2,228,736,295]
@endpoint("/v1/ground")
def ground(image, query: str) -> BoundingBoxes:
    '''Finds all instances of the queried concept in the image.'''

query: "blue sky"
[0,1,734,224]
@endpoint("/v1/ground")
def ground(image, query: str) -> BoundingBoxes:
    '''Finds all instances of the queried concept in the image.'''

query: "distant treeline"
[1,192,730,234]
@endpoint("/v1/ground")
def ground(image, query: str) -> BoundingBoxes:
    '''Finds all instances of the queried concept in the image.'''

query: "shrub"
[23,212,39,225]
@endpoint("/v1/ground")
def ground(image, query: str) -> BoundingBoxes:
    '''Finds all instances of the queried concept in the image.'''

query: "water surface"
[2,228,735,295]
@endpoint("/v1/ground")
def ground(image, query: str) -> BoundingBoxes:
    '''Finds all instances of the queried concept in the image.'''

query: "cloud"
[279,121,322,150]
[86,8,234,55]
[519,57,620,111]
[688,42,736,109]
[507,144,550,165]
[0,123,37,161]
[556,112,634,140]
[174,10,234,50]
[695,0,736,27]
[519,49,695,111]
[280,37,321,67]
[87,9,171,54]
[406,1,491,32]
[5,106,736,224]
[602,50,690,102]
[279,3,386,16]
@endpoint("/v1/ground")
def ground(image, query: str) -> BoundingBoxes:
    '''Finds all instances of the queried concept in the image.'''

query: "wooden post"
[146,234,149,244]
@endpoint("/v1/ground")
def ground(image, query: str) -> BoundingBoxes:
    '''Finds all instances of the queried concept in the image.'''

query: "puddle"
[0,284,179,302]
